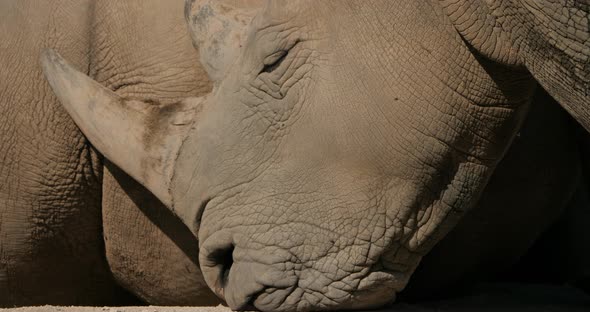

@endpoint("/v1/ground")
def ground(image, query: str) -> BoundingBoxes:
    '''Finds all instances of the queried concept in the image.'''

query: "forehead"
[244,1,473,104]
[251,1,454,58]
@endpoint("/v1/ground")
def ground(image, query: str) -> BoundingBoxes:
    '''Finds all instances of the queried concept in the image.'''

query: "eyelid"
[260,39,301,73]
[263,50,288,66]
[258,39,300,75]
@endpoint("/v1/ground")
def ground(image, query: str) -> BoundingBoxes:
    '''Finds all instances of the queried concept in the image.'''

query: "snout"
[199,231,298,310]
[199,230,402,312]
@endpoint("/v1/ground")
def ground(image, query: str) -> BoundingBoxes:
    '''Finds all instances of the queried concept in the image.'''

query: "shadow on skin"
[106,161,200,268]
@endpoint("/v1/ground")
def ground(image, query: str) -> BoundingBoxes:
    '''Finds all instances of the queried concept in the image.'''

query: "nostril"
[201,233,272,310]
[200,232,237,300]
[209,244,234,288]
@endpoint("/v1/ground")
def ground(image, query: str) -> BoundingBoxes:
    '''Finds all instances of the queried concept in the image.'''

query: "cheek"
[284,75,416,179]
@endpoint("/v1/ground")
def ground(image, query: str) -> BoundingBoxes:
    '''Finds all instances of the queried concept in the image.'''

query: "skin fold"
[1,0,588,311]
[0,0,216,307]
[403,87,582,299]
[88,1,216,305]
[41,0,590,311]
[0,0,125,305]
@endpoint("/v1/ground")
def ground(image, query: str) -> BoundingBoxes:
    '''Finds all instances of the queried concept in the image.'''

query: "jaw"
[193,179,451,312]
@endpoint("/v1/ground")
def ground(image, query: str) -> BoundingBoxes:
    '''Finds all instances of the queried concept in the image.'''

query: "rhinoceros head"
[42,0,588,311]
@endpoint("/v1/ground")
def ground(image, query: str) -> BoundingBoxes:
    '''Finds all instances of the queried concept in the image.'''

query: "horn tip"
[40,48,76,85]
[40,48,90,105]
[40,48,63,72]
[40,48,66,84]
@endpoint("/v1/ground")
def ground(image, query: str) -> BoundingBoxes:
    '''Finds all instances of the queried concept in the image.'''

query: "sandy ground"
[0,308,228,312]
[1,302,589,312]
[2,284,589,312]
[1,301,589,312]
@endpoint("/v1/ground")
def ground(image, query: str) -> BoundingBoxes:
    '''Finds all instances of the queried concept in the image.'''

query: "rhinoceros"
[0,0,216,306]
[1,0,589,311]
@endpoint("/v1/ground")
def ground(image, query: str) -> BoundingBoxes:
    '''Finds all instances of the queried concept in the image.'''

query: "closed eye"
[260,50,288,74]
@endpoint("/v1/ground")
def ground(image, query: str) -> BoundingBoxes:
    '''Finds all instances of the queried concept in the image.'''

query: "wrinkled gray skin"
[0,0,120,305]
[37,0,590,310]
[0,0,216,306]
[404,87,584,298]
[2,0,589,311]
[177,3,586,310]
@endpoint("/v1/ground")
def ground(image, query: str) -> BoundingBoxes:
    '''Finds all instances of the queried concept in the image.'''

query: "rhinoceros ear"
[41,49,202,209]
[185,0,265,82]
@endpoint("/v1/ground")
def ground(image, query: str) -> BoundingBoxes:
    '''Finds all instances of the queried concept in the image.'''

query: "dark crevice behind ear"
[441,0,590,131]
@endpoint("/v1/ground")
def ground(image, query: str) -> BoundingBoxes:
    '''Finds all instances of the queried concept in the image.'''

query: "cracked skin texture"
[0,0,216,307]
[89,1,217,306]
[170,1,586,310]
[1,0,589,310]
[0,0,123,305]
[403,86,582,299]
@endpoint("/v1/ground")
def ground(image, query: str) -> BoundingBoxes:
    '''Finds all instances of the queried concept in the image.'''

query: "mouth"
[199,231,295,310]
[195,203,412,311]
[199,233,404,311]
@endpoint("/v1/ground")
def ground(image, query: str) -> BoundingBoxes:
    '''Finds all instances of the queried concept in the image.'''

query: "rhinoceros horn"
[41,49,202,211]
